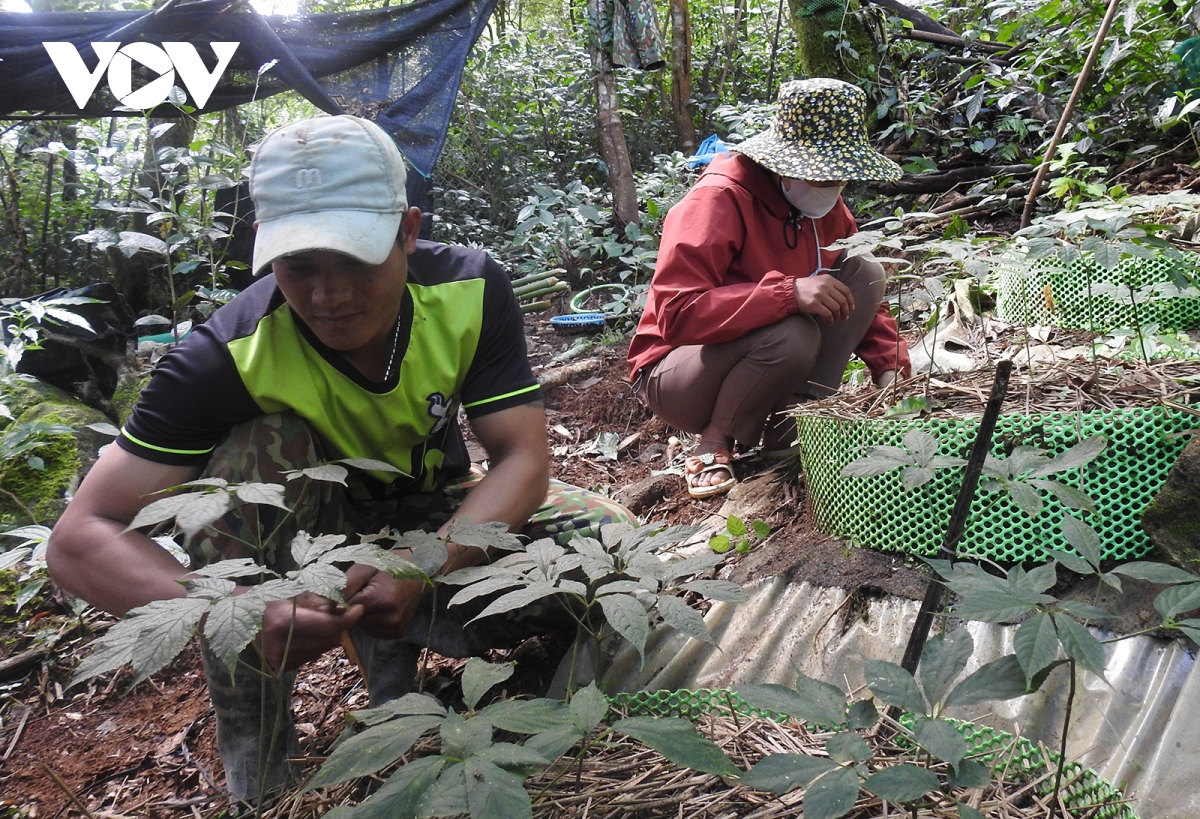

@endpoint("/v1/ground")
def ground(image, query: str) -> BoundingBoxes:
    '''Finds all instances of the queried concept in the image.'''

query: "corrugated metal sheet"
[599,577,1199,819]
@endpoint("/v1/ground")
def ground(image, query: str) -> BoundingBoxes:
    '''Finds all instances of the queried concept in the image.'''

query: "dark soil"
[0,310,1179,817]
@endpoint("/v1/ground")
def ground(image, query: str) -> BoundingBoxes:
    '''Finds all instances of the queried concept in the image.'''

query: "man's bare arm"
[346,401,550,637]
[47,445,202,615]
[451,401,550,536]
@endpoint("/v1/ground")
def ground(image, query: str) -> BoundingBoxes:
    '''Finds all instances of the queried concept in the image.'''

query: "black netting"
[0,0,497,175]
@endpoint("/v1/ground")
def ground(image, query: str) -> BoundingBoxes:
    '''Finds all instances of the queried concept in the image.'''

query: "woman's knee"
[746,315,821,372]
[837,254,887,304]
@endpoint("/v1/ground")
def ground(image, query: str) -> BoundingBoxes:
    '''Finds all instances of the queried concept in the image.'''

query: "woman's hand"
[793,274,854,325]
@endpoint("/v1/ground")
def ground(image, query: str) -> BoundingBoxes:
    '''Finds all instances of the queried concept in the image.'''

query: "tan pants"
[636,254,885,448]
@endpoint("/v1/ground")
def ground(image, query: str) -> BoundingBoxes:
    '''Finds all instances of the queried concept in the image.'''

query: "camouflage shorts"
[186,412,637,572]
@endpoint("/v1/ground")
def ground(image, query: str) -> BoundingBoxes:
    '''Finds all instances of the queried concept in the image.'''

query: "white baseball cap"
[249,115,409,275]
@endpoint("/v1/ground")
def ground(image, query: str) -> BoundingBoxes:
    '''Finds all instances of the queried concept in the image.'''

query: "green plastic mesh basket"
[795,406,1200,562]
[994,254,1200,332]
[611,689,1138,819]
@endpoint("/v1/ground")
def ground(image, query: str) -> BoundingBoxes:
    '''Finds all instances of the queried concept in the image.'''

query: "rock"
[613,472,678,516]
[108,370,152,427]
[0,378,113,526]
[1142,437,1200,570]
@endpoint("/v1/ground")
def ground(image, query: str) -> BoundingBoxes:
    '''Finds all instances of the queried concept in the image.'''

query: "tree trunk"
[669,0,696,153]
[588,0,639,226]
[787,0,876,81]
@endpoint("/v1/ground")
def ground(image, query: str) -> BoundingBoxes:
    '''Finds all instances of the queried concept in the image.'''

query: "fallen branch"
[875,164,1034,195]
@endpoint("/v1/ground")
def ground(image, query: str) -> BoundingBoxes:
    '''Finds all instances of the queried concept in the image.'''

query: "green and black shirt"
[119,241,540,495]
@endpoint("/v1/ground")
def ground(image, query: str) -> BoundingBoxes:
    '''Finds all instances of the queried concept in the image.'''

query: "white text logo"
[42,42,240,111]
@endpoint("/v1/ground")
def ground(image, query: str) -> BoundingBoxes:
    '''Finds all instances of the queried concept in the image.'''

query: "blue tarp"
[0,0,497,176]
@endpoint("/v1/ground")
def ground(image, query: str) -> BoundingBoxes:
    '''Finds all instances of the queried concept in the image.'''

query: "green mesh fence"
[794,406,1200,562]
[611,689,1138,819]
[994,254,1200,332]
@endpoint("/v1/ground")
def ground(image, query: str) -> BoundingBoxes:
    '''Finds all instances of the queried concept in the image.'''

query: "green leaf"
[738,753,838,793]
[598,593,650,663]
[804,766,861,819]
[864,658,926,716]
[233,481,290,510]
[414,761,467,816]
[1005,480,1043,517]
[952,589,1046,623]
[752,520,771,538]
[680,579,749,602]
[287,464,348,485]
[1014,612,1061,683]
[841,448,911,478]
[474,742,551,772]
[1048,549,1094,576]
[479,698,569,734]
[440,711,493,759]
[1053,615,1108,678]
[846,699,879,730]
[1155,583,1200,619]
[328,756,443,819]
[709,534,732,553]
[610,717,738,776]
[14,578,46,612]
[738,680,847,727]
[464,757,533,819]
[291,563,350,603]
[1054,599,1115,621]
[202,592,264,673]
[469,581,561,623]
[727,515,747,536]
[570,682,610,732]
[949,759,992,790]
[1111,562,1199,585]
[290,532,346,567]
[525,724,586,761]
[448,574,529,607]
[308,715,443,787]
[913,716,968,769]
[944,655,1030,707]
[462,658,515,711]
[655,594,714,645]
[958,801,988,819]
[826,731,871,765]
[1024,561,1059,593]
[1036,480,1098,513]
[321,544,427,581]
[126,490,232,538]
[918,630,973,710]
[129,598,211,685]
[1028,436,1106,477]
[447,520,523,552]
[352,692,445,726]
[864,764,939,802]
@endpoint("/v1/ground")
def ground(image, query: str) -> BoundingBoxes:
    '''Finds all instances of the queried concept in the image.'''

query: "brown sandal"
[685,447,736,499]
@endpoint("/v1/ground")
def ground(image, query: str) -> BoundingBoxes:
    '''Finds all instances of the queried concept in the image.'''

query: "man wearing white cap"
[48,115,634,801]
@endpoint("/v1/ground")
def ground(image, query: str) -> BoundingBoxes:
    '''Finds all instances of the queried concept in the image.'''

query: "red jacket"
[628,152,910,382]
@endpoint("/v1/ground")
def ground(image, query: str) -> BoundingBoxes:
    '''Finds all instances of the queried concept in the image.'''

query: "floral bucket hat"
[734,78,902,182]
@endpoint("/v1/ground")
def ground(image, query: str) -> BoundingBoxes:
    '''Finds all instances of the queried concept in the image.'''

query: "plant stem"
[897,360,1012,683]
[1049,658,1078,818]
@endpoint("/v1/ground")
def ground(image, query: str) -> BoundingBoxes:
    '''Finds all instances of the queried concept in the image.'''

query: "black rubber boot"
[200,640,300,803]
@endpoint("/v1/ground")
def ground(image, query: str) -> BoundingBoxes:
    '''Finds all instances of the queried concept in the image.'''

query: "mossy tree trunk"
[785,0,877,82]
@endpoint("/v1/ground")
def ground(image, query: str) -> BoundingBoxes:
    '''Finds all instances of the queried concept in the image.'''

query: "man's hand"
[875,369,898,389]
[343,563,427,640]
[793,274,854,325]
[260,593,364,671]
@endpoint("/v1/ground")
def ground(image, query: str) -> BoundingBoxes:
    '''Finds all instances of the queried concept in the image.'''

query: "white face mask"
[780,178,846,219]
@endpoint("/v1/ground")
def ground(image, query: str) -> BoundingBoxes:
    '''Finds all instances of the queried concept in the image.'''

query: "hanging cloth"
[595,0,665,70]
